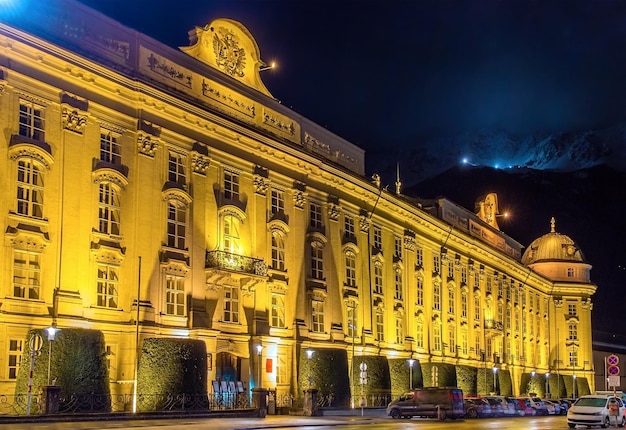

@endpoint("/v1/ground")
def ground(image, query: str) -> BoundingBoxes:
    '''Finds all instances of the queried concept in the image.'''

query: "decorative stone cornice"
[403,235,417,252]
[61,107,88,134]
[293,190,307,209]
[359,215,370,232]
[137,133,159,157]
[328,203,340,221]
[253,174,269,195]
[191,152,210,175]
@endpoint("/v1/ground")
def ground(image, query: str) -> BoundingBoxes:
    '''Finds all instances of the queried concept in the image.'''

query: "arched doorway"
[216,351,241,383]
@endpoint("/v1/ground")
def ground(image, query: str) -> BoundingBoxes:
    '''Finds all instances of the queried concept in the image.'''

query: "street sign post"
[26,333,43,416]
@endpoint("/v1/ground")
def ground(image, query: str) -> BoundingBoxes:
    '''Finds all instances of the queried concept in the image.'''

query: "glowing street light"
[256,344,263,388]
[408,359,416,390]
[545,372,551,398]
[306,349,314,387]
[492,366,498,393]
[46,326,59,386]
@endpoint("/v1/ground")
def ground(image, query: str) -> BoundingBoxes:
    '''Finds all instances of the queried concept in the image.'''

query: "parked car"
[567,394,625,428]
[463,398,493,418]
[484,395,517,417]
[482,396,504,417]
[504,396,527,416]
[510,397,536,416]
[518,396,548,415]
[387,387,464,420]
[544,400,560,415]
[556,399,571,415]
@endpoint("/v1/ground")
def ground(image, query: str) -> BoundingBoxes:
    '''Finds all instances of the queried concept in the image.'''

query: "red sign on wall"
[266,358,273,373]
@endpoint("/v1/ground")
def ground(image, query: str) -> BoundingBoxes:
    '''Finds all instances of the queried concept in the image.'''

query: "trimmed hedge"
[136,338,207,411]
[388,358,422,396]
[547,373,566,398]
[497,369,512,396]
[420,362,456,387]
[349,355,390,397]
[476,367,493,395]
[15,328,110,413]
[298,348,350,406]
[520,372,546,396]
[456,365,477,396]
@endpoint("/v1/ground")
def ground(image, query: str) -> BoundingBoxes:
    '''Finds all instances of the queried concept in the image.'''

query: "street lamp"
[306,349,314,387]
[46,326,59,386]
[492,366,498,393]
[545,372,550,398]
[408,359,416,390]
[256,344,263,389]
[573,374,577,399]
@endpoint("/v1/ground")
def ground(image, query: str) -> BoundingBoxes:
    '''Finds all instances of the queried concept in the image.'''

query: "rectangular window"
[376,311,384,342]
[506,306,511,329]
[271,292,286,328]
[569,349,578,367]
[223,285,239,323]
[416,277,424,306]
[486,276,492,293]
[167,202,186,249]
[223,170,239,200]
[447,261,454,279]
[416,322,424,348]
[98,183,121,236]
[394,271,402,300]
[97,263,119,308]
[433,283,441,311]
[345,253,356,287]
[19,99,45,141]
[373,225,382,250]
[433,323,441,350]
[271,234,285,271]
[344,215,355,239]
[347,303,356,337]
[270,189,285,214]
[475,333,481,358]
[416,248,423,268]
[309,201,323,229]
[395,318,403,344]
[448,288,455,314]
[7,339,23,380]
[474,295,481,321]
[394,236,402,259]
[312,300,325,333]
[567,267,575,277]
[568,323,578,340]
[168,152,186,186]
[17,159,44,218]
[568,302,577,316]
[462,331,468,355]
[310,243,324,279]
[448,327,456,353]
[100,130,121,164]
[461,267,467,284]
[374,265,383,295]
[13,249,40,299]
[433,254,440,274]
[165,274,185,316]
[276,353,287,384]
[461,293,468,318]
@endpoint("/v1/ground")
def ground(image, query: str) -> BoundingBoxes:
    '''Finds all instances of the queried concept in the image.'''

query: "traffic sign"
[28,333,43,352]
[607,354,620,366]
[608,365,620,376]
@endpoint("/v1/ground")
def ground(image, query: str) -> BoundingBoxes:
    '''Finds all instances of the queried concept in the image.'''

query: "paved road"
[0,415,574,430]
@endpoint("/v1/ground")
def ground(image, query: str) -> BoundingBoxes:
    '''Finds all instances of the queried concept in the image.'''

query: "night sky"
[70,0,626,173]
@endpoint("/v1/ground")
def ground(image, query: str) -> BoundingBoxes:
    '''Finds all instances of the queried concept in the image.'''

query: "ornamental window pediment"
[8,142,54,170]
[267,218,289,235]
[162,188,192,206]
[92,168,129,189]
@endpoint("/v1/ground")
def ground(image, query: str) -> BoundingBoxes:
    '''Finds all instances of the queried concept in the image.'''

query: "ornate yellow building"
[0,0,595,400]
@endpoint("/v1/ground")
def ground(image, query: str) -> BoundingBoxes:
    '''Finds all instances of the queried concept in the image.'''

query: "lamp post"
[492,366,498,393]
[573,374,577,399]
[256,344,263,389]
[46,326,59,385]
[306,349,314,387]
[545,372,550,398]
[408,359,416,390]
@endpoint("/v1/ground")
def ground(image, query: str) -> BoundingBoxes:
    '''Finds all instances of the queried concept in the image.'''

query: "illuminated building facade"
[0,0,596,399]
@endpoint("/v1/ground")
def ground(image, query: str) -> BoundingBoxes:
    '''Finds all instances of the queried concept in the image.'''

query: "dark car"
[464,398,493,418]
[387,387,464,420]
[483,396,505,417]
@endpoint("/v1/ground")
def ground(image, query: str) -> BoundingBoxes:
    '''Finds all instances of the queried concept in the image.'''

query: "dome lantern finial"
[550,217,556,233]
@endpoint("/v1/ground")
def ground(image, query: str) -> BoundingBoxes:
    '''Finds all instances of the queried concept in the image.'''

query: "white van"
[567,394,625,428]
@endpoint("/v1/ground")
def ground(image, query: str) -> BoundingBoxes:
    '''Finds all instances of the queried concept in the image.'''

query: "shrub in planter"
[520,372,545,396]
[15,328,111,413]
[136,338,207,411]
[455,365,477,396]
[388,358,422,396]
[298,348,350,406]
[497,369,512,396]
[349,355,390,397]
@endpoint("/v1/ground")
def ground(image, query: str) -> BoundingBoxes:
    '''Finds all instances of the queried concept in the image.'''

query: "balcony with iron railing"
[205,250,267,276]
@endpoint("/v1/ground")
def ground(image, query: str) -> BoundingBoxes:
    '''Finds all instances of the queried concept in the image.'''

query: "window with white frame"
[100,130,121,164]
[347,303,357,337]
[567,267,575,278]
[416,248,423,267]
[447,261,454,279]
[276,353,287,384]
[19,99,45,141]
[394,236,402,259]
[433,254,440,274]
[17,159,44,218]
[312,299,325,333]
[474,271,480,288]
[223,285,239,323]
[394,270,402,300]
[344,214,355,239]
[310,242,324,280]
[223,214,240,254]
[569,349,578,367]
[475,333,481,358]
[433,320,441,350]
[486,276,492,293]
[7,339,23,380]
[165,274,185,316]
[433,281,441,310]
[373,225,382,250]
[461,266,467,284]
[373,264,383,295]
[416,320,424,348]
[223,169,239,200]
[567,301,577,316]
[506,306,511,329]
[345,251,356,287]
[271,292,286,328]
[96,263,118,308]
[271,232,285,271]
[474,294,481,321]
[168,151,186,186]
[461,330,468,355]
[448,287,455,314]
[98,183,121,236]
[461,292,468,318]
[515,309,520,332]
[375,310,384,342]
[270,189,284,214]
[309,201,323,229]
[568,322,578,340]
[416,277,424,306]
[395,317,403,344]
[448,327,456,353]
[167,201,186,249]
[13,249,41,300]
